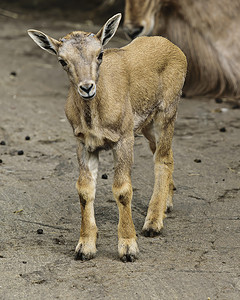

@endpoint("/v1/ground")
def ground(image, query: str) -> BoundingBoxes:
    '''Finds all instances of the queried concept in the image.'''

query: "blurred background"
[0,0,124,23]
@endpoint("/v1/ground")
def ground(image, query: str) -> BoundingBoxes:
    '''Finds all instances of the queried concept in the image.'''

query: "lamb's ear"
[96,13,121,46]
[27,29,60,55]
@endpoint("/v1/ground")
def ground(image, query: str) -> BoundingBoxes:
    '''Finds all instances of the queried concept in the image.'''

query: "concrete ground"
[0,10,240,300]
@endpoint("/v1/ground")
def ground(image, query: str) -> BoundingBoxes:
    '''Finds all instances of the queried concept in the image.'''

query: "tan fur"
[124,0,240,99]
[28,14,187,262]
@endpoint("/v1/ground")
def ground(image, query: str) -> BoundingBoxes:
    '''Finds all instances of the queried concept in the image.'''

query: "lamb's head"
[28,13,121,100]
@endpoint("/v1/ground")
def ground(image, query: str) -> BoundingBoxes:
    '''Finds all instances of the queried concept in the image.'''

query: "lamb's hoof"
[74,250,95,261]
[142,220,163,237]
[121,253,136,263]
[166,205,173,213]
[118,238,139,263]
[74,242,96,261]
[142,228,162,237]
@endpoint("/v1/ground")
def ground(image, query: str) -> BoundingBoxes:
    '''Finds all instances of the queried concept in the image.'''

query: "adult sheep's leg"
[75,142,99,260]
[112,135,139,262]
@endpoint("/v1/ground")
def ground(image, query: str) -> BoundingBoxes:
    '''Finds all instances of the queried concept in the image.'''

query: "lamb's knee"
[154,147,173,169]
[113,182,132,206]
[76,179,95,205]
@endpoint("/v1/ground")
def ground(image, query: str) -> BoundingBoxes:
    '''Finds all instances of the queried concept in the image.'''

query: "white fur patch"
[88,154,99,183]
[133,112,145,130]
[82,151,99,183]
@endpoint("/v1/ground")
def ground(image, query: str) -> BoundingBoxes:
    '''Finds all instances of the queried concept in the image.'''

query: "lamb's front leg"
[112,136,139,262]
[75,143,99,260]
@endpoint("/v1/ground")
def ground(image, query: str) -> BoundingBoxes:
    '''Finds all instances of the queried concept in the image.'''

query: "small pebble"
[232,104,240,109]
[37,229,43,234]
[25,136,30,141]
[215,98,223,103]
[102,173,108,179]
[0,141,6,145]
[219,127,226,132]
[53,237,64,245]
[194,159,202,163]
[10,71,17,77]
[0,159,2,164]
[220,108,228,113]
[18,150,24,155]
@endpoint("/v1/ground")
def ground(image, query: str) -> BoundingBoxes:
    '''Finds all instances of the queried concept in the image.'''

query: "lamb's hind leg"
[142,111,176,237]
[142,121,156,155]
[75,143,99,260]
[142,120,174,213]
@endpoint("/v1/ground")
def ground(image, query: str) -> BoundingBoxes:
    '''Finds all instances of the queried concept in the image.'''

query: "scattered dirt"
[0,9,240,300]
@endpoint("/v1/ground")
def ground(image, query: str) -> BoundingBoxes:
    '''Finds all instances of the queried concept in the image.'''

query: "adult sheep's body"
[124,0,240,99]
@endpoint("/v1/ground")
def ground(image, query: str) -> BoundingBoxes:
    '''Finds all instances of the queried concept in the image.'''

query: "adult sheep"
[124,0,240,99]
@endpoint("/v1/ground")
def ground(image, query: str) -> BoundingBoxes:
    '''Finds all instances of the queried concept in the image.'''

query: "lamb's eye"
[59,59,67,67]
[97,52,103,61]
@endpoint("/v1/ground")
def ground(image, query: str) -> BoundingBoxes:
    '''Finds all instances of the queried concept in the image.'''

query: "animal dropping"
[28,13,187,262]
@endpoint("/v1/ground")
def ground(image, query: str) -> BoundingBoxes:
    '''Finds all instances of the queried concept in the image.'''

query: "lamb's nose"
[79,83,93,94]
[78,81,96,99]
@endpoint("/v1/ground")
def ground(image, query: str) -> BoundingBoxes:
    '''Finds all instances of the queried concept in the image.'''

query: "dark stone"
[232,104,240,109]
[0,141,6,145]
[215,98,223,103]
[37,229,43,234]
[102,173,108,179]
[10,71,17,76]
[18,150,24,155]
[219,127,226,132]
[194,159,202,163]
